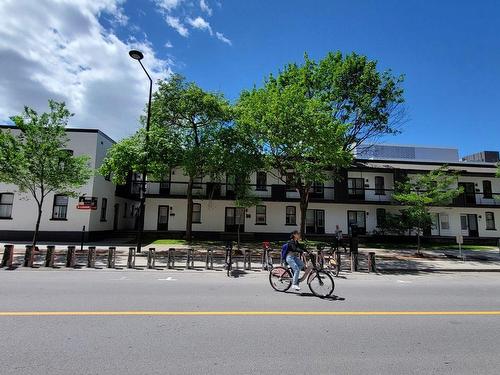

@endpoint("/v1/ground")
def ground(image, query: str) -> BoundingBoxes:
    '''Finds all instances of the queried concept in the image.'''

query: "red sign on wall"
[77,196,98,210]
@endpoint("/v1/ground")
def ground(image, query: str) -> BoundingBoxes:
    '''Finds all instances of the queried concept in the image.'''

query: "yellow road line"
[0,311,499,317]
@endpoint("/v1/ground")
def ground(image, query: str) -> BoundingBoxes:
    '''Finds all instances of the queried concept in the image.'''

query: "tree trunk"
[185,176,194,242]
[31,202,43,249]
[299,190,310,238]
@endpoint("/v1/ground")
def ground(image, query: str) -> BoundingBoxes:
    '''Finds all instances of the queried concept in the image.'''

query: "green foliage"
[0,100,92,246]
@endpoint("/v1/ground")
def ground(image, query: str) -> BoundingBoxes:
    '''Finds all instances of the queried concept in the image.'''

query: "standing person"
[286,230,307,291]
[335,225,347,252]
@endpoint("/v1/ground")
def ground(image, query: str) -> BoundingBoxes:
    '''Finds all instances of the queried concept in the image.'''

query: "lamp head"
[129,50,144,61]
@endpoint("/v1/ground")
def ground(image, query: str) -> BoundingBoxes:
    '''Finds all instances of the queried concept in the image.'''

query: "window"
[486,212,496,230]
[348,178,365,197]
[483,181,493,199]
[375,176,385,195]
[285,173,295,191]
[192,203,201,223]
[0,193,14,218]
[193,175,203,189]
[312,181,324,194]
[347,210,366,234]
[460,215,468,230]
[256,205,266,224]
[440,214,450,230]
[376,208,386,227]
[285,206,296,225]
[256,172,267,191]
[52,195,68,220]
[100,198,107,221]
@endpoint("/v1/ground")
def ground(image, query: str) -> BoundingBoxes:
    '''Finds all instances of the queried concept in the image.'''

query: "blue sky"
[1,1,499,156]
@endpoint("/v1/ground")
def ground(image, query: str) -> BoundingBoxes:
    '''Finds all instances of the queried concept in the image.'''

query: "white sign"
[456,234,464,244]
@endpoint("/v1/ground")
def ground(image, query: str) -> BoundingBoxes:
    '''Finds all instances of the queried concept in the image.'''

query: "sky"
[1,0,499,157]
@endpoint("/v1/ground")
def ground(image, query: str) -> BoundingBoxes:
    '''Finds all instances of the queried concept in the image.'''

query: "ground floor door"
[467,214,479,237]
[347,210,366,235]
[113,203,119,231]
[225,207,245,232]
[157,205,169,231]
[306,209,325,234]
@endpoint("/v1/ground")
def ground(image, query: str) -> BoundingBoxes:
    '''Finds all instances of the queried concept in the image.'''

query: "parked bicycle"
[269,251,335,298]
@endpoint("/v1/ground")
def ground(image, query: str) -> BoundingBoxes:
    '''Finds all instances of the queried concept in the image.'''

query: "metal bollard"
[205,248,213,270]
[1,244,14,268]
[186,248,194,269]
[23,245,35,267]
[350,251,358,272]
[244,249,252,270]
[66,246,76,268]
[45,245,56,267]
[87,246,96,268]
[335,250,341,272]
[167,248,175,269]
[147,248,156,269]
[368,252,377,273]
[127,247,136,269]
[107,247,116,268]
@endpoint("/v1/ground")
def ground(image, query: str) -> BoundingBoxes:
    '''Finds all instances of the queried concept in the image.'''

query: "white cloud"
[0,0,172,140]
[187,16,212,35]
[215,31,232,45]
[164,41,173,48]
[154,0,183,12]
[200,0,212,16]
[166,15,189,37]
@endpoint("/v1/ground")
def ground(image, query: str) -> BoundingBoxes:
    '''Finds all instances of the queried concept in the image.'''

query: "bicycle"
[269,252,335,298]
[316,244,340,277]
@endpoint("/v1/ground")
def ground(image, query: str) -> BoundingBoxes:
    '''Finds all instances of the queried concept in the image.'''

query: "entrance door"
[157,205,169,231]
[347,210,366,235]
[225,207,245,232]
[306,209,325,234]
[113,203,119,231]
[458,182,476,205]
[467,214,479,237]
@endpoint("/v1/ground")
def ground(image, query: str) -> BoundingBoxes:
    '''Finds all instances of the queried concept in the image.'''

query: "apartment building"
[1,126,499,242]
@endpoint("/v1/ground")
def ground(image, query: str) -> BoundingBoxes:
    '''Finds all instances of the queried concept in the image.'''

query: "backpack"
[281,243,289,261]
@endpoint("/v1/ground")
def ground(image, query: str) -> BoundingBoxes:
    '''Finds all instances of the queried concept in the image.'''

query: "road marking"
[0,311,499,317]
[157,277,176,281]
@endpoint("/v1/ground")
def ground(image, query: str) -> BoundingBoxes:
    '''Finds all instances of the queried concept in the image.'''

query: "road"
[1,269,499,375]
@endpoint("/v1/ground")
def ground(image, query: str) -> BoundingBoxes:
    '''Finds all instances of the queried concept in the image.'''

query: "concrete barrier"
[107,247,116,268]
[45,245,56,267]
[1,244,14,268]
[66,246,76,268]
[127,247,136,269]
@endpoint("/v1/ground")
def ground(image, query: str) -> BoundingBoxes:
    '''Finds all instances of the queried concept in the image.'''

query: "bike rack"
[127,247,136,269]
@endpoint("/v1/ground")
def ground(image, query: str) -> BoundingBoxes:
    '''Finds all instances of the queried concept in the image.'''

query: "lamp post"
[129,49,152,253]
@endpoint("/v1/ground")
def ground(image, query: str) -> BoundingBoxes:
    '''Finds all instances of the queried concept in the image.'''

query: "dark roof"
[0,124,115,144]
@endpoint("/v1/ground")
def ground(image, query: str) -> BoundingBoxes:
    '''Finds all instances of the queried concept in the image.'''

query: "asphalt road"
[1,269,499,375]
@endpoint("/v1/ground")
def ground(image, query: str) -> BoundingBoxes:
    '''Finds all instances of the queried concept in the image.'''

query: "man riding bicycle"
[285,230,307,291]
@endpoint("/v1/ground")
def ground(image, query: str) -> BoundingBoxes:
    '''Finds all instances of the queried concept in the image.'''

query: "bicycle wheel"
[269,266,292,292]
[308,270,334,298]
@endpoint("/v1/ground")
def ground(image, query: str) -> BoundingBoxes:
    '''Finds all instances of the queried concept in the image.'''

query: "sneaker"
[292,284,301,291]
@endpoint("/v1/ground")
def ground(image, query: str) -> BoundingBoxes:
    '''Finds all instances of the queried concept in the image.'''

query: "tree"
[0,100,92,248]
[236,52,405,235]
[150,74,233,241]
[392,166,463,252]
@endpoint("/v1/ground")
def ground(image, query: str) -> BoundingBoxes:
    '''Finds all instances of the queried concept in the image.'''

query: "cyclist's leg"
[286,255,300,285]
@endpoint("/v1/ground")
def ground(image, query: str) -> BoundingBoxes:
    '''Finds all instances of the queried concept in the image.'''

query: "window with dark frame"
[100,198,107,221]
[375,176,385,195]
[192,203,201,223]
[256,172,267,191]
[256,205,266,224]
[486,212,496,230]
[285,173,295,191]
[285,206,296,225]
[483,180,493,199]
[193,175,203,189]
[348,178,365,197]
[0,193,14,218]
[312,181,324,194]
[52,195,68,220]
[376,208,386,227]
[460,215,468,230]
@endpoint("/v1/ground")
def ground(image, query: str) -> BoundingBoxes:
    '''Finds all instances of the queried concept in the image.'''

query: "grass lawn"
[364,242,497,251]
[151,239,188,245]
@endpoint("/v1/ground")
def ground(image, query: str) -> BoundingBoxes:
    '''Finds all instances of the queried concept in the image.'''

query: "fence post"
[244,249,251,270]
[87,246,96,268]
[368,252,377,273]
[107,247,116,268]
[1,244,14,268]
[147,248,156,269]
[167,248,175,269]
[205,248,213,270]
[186,248,194,269]
[225,241,233,273]
[66,246,76,268]
[335,250,341,272]
[350,251,358,272]
[23,245,35,267]
[45,245,56,267]
[127,247,136,269]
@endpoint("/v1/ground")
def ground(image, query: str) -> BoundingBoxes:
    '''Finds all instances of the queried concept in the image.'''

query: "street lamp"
[129,49,152,253]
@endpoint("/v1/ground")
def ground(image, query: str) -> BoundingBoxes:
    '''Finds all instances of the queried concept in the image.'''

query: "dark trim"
[0,217,13,220]
[0,125,115,144]
[49,218,68,221]
[255,223,267,225]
